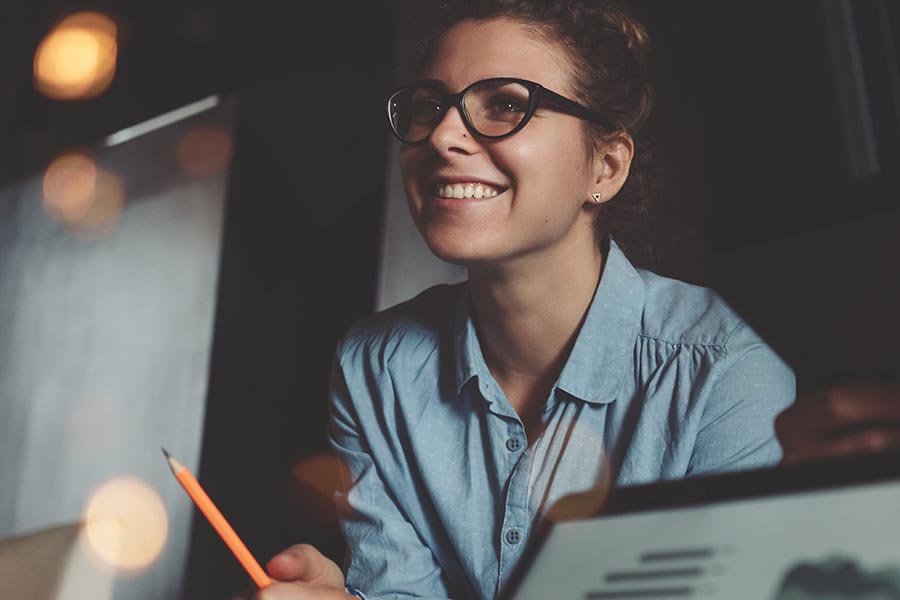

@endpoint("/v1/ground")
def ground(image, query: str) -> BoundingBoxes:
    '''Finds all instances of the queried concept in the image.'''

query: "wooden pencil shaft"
[165,452,271,588]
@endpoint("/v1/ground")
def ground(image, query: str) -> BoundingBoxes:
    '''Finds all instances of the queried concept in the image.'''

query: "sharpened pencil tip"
[163,449,186,476]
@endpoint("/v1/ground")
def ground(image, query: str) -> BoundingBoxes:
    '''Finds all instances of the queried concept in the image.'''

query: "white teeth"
[433,182,503,199]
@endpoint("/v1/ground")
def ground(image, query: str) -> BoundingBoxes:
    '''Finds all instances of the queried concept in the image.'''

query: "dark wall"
[182,4,395,598]
[632,1,899,392]
[705,1,900,390]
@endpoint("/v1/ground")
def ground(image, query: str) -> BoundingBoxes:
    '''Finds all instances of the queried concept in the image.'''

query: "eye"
[487,95,524,113]
[412,95,443,117]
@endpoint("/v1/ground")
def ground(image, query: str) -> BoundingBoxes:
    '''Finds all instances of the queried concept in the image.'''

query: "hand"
[253,544,351,600]
[775,383,900,464]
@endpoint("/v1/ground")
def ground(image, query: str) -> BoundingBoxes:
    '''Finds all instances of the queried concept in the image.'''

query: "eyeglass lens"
[389,80,531,142]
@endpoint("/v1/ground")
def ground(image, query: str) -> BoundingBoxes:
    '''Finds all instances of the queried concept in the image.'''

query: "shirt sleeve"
[327,348,454,600]
[687,320,797,475]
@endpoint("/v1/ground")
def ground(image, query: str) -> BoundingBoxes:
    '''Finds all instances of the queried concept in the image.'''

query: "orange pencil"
[163,448,272,589]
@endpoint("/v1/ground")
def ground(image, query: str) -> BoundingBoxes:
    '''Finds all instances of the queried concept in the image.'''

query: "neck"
[467,232,604,392]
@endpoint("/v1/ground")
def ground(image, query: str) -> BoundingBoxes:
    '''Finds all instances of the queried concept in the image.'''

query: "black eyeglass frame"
[386,77,615,144]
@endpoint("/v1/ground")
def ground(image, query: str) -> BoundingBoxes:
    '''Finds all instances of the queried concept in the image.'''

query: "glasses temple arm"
[539,88,617,131]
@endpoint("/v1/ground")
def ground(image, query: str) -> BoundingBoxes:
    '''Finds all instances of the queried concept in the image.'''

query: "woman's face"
[399,18,601,267]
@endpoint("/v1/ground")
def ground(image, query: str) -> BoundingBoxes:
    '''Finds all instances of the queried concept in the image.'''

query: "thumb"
[266,544,345,589]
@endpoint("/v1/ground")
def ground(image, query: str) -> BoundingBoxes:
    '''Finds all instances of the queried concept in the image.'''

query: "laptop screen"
[504,451,900,600]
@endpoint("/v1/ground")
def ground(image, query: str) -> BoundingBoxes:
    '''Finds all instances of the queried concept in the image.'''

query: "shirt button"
[505,528,522,545]
[505,437,523,452]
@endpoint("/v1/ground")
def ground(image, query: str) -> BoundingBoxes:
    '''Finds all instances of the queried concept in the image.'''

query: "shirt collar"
[555,239,645,404]
[454,281,485,394]
[453,238,646,405]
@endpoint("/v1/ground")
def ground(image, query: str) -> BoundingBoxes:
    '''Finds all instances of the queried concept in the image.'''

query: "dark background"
[1,1,898,598]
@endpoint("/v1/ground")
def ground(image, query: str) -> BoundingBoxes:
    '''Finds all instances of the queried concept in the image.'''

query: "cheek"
[500,132,591,202]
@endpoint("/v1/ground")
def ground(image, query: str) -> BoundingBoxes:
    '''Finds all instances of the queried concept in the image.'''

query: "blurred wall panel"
[376,16,465,311]
[0,98,234,598]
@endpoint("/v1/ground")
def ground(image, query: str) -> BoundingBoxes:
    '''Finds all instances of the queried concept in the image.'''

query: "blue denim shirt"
[328,241,795,600]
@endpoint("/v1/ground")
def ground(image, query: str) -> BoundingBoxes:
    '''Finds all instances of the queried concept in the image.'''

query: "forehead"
[420,18,575,95]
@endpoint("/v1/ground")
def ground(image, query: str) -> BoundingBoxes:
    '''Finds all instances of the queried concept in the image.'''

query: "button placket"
[497,418,532,587]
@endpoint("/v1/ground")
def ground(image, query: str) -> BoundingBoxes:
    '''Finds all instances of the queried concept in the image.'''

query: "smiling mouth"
[433,182,506,199]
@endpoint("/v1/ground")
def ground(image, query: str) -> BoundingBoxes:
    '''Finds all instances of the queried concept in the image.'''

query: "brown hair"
[405,0,659,265]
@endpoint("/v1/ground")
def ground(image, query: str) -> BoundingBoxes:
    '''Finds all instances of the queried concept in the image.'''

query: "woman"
[257,1,795,598]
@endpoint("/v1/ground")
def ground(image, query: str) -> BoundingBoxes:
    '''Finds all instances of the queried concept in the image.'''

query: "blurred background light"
[289,453,349,522]
[176,126,234,178]
[42,151,97,220]
[69,167,125,237]
[33,12,118,101]
[42,151,125,236]
[83,477,168,572]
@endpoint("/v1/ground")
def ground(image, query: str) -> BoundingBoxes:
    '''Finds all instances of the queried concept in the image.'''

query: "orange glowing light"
[291,453,350,503]
[34,12,118,100]
[42,152,125,236]
[176,127,234,178]
[42,151,97,220]
[69,168,125,237]
[83,477,168,572]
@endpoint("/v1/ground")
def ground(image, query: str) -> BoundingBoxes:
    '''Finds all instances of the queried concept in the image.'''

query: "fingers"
[776,383,900,464]
[266,546,310,581]
[782,427,900,465]
[776,384,900,445]
[833,384,900,421]
[254,581,352,600]
[265,544,345,589]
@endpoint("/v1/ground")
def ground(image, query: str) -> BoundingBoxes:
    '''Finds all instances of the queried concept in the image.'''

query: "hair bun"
[596,2,651,66]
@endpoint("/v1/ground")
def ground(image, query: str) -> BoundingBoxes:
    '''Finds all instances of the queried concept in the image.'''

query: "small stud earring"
[591,193,602,203]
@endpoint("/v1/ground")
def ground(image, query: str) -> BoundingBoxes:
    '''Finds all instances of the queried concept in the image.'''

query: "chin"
[420,227,504,267]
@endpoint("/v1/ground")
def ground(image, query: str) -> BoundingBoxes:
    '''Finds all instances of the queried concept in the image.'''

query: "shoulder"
[636,269,744,348]
[336,282,462,368]
[631,269,794,402]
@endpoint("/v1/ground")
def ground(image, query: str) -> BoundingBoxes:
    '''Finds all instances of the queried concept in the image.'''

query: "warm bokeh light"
[42,152,125,236]
[34,12,118,100]
[42,151,97,220]
[176,126,234,178]
[546,452,611,523]
[291,453,349,504]
[289,453,350,530]
[70,168,125,237]
[83,477,168,572]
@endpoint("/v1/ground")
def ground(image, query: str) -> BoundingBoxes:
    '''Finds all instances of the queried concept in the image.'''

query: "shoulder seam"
[721,319,747,352]
[636,333,728,351]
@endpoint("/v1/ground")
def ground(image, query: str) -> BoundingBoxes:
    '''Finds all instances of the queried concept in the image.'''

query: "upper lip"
[429,175,508,190]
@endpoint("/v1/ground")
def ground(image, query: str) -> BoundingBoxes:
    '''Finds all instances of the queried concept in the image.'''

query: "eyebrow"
[411,77,530,93]
[415,78,449,90]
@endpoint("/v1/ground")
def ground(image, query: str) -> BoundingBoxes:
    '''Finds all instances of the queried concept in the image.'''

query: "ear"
[588,133,634,205]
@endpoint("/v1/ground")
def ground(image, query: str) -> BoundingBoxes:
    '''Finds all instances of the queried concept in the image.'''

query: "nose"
[428,105,477,156]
